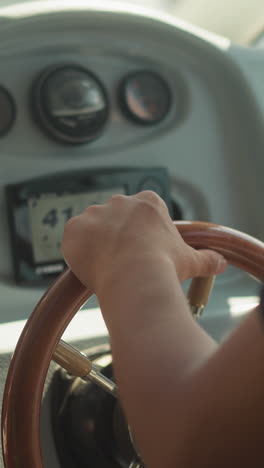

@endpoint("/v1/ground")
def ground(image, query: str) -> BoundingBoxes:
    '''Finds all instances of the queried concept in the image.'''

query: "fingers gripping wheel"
[2,222,264,468]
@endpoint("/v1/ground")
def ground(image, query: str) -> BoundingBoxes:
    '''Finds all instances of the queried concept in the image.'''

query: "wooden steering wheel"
[2,221,264,468]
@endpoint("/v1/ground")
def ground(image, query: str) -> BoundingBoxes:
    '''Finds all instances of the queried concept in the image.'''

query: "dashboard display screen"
[28,188,125,264]
[6,167,171,283]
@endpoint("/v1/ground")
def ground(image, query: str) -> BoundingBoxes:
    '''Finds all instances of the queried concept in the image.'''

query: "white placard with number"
[28,188,125,264]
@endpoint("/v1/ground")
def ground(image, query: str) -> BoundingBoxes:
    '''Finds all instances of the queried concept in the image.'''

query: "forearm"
[98,257,264,468]
[97,256,217,466]
[171,308,264,468]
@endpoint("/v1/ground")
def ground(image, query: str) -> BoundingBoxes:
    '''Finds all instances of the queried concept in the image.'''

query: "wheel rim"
[2,221,264,468]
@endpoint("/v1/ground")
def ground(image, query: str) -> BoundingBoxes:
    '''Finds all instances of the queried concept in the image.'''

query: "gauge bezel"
[30,63,110,145]
[119,70,174,126]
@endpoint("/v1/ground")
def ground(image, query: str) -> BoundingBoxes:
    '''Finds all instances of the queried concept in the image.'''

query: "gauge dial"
[120,71,171,125]
[31,65,109,144]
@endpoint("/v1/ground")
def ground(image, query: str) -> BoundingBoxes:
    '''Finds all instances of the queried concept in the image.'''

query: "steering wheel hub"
[51,343,136,467]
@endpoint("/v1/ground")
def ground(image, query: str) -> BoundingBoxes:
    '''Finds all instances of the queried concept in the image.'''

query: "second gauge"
[119,71,172,125]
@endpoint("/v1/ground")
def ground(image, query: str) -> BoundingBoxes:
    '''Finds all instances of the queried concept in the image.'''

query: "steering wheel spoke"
[53,340,117,397]
[128,460,144,468]
[188,275,216,318]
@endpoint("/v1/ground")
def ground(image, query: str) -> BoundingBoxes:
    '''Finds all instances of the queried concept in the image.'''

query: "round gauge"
[119,71,171,125]
[0,86,16,136]
[31,65,109,144]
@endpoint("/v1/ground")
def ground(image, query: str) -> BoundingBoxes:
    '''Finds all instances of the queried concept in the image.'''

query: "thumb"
[192,249,227,278]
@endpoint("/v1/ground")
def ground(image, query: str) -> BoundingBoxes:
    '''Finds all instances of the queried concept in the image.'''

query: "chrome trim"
[83,364,117,397]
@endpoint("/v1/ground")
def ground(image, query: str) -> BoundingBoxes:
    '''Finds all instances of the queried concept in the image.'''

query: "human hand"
[62,191,227,293]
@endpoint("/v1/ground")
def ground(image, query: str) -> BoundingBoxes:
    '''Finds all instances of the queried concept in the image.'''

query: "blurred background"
[1,0,264,45]
[151,0,264,45]
[132,0,264,45]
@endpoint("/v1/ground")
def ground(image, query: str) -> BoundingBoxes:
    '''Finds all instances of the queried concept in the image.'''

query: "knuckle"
[139,190,162,204]
[109,194,127,203]
[136,199,160,220]
[137,190,168,212]
[84,204,100,214]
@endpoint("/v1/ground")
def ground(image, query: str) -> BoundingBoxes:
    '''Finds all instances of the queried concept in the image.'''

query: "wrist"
[95,254,185,335]
[96,253,177,299]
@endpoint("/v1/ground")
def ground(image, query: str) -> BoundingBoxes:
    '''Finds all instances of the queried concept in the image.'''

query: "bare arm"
[98,260,264,468]
[98,258,218,467]
[62,191,264,467]
[170,308,264,468]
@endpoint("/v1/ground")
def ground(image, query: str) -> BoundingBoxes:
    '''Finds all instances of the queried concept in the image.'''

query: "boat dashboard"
[0,1,264,466]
